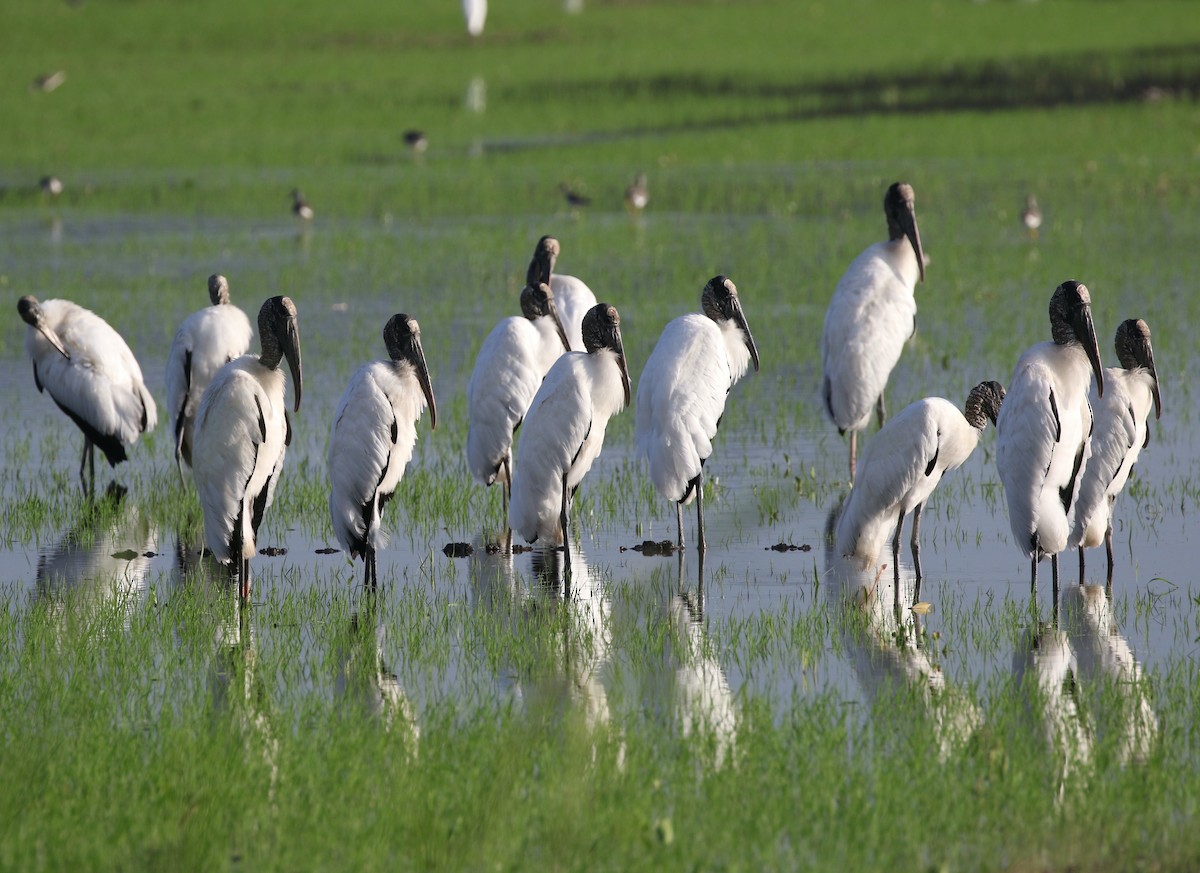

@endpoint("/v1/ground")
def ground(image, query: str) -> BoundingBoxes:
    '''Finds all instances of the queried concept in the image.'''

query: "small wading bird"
[835,380,1005,608]
[193,296,302,600]
[18,294,157,495]
[290,189,314,221]
[997,280,1104,595]
[559,183,591,209]
[39,175,64,199]
[1022,194,1043,241]
[821,182,926,482]
[1071,319,1161,587]
[466,280,569,526]
[528,235,597,352]
[329,315,437,590]
[509,303,631,573]
[403,129,428,156]
[463,0,487,36]
[636,275,760,552]
[165,274,254,482]
[624,172,648,218]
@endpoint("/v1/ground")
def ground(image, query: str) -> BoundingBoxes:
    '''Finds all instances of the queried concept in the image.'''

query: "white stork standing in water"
[821,182,926,482]
[328,314,437,590]
[192,296,302,601]
[1071,318,1161,587]
[165,274,254,482]
[636,275,760,552]
[508,303,631,573]
[528,235,597,352]
[466,280,569,524]
[997,280,1104,595]
[835,380,1005,608]
[17,295,157,495]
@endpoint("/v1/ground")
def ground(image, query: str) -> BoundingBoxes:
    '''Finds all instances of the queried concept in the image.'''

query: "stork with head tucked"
[18,294,157,495]
[329,314,437,590]
[996,280,1104,596]
[1071,318,1160,587]
[821,182,925,482]
[508,303,631,573]
[636,275,760,553]
[165,274,254,482]
[192,296,302,600]
[836,380,1005,608]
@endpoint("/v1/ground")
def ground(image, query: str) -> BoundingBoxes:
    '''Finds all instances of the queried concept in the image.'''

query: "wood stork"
[835,380,1005,607]
[635,275,760,552]
[508,303,631,572]
[328,314,437,590]
[463,0,487,36]
[528,235,597,352]
[821,182,925,482]
[192,296,302,601]
[625,172,648,218]
[466,281,569,522]
[1071,318,1160,587]
[290,189,314,221]
[17,294,157,495]
[165,274,254,482]
[1022,195,1043,241]
[996,280,1104,595]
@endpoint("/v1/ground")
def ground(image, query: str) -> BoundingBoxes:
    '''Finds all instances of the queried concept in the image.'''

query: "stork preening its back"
[635,275,760,552]
[192,296,302,601]
[996,280,1105,595]
[1071,318,1161,587]
[329,314,437,590]
[165,274,254,482]
[17,294,157,495]
[528,235,597,352]
[508,303,631,573]
[466,278,569,522]
[835,380,1005,608]
[821,182,925,482]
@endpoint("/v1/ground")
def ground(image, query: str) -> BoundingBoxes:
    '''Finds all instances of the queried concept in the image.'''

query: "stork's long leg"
[560,469,572,577]
[1030,555,1038,595]
[1051,553,1060,608]
[876,394,886,429]
[911,503,924,604]
[849,432,857,484]
[892,508,906,612]
[365,546,378,592]
[694,471,707,554]
[502,455,512,516]
[1077,545,1086,586]
[676,502,685,550]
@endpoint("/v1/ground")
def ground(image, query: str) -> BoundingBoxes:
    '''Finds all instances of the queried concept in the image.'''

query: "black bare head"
[258,295,303,411]
[582,302,631,407]
[1049,280,1104,397]
[1115,318,1160,419]
[18,294,70,359]
[520,281,570,350]
[208,274,231,306]
[963,380,1006,429]
[884,182,924,283]
[384,313,438,430]
[526,235,560,287]
[701,275,760,372]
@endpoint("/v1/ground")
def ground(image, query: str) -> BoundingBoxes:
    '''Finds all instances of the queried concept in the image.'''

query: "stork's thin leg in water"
[1051,554,1060,607]
[676,502,685,550]
[364,545,377,593]
[560,470,572,576]
[911,504,924,604]
[79,438,95,497]
[876,394,886,429]
[501,456,512,515]
[1030,555,1038,596]
[892,508,906,612]
[849,431,857,484]
[1078,545,1086,586]
[1105,522,1115,593]
[694,471,706,554]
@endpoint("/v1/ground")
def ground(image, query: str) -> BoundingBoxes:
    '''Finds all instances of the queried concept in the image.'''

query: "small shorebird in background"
[1022,194,1042,241]
[624,172,648,218]
[291,189,314,221]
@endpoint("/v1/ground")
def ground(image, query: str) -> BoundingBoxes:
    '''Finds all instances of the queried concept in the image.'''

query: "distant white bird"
[528,235,598,352]
[463,0,487,36]
[328,314,437,590]
[997,280,1104,593]
[1071,318,1160,585]
[636,275,760,552]
[1022,194,1043,241]
[625,172,649,218]
[836,380,1005,607]
[821,182,925,482]
[290,189,314,221]
[509,303,631,571]
[39,175,64,199]
[165,274,254,482]
[466,281,569,518]
[192,296,302,600]
[18,295,157,494]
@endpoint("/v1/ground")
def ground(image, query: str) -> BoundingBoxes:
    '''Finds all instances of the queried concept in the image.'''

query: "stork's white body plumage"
[551,274,597,353]
[1071,366,1155,554]
[821,239,920,435]
[997,342,1096,561]
[20,297,157,481]
[466,314,566,487]
[193,358,290,567]
[837,397,986,564]
[165,282,253,475]
[509,348,627,544]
